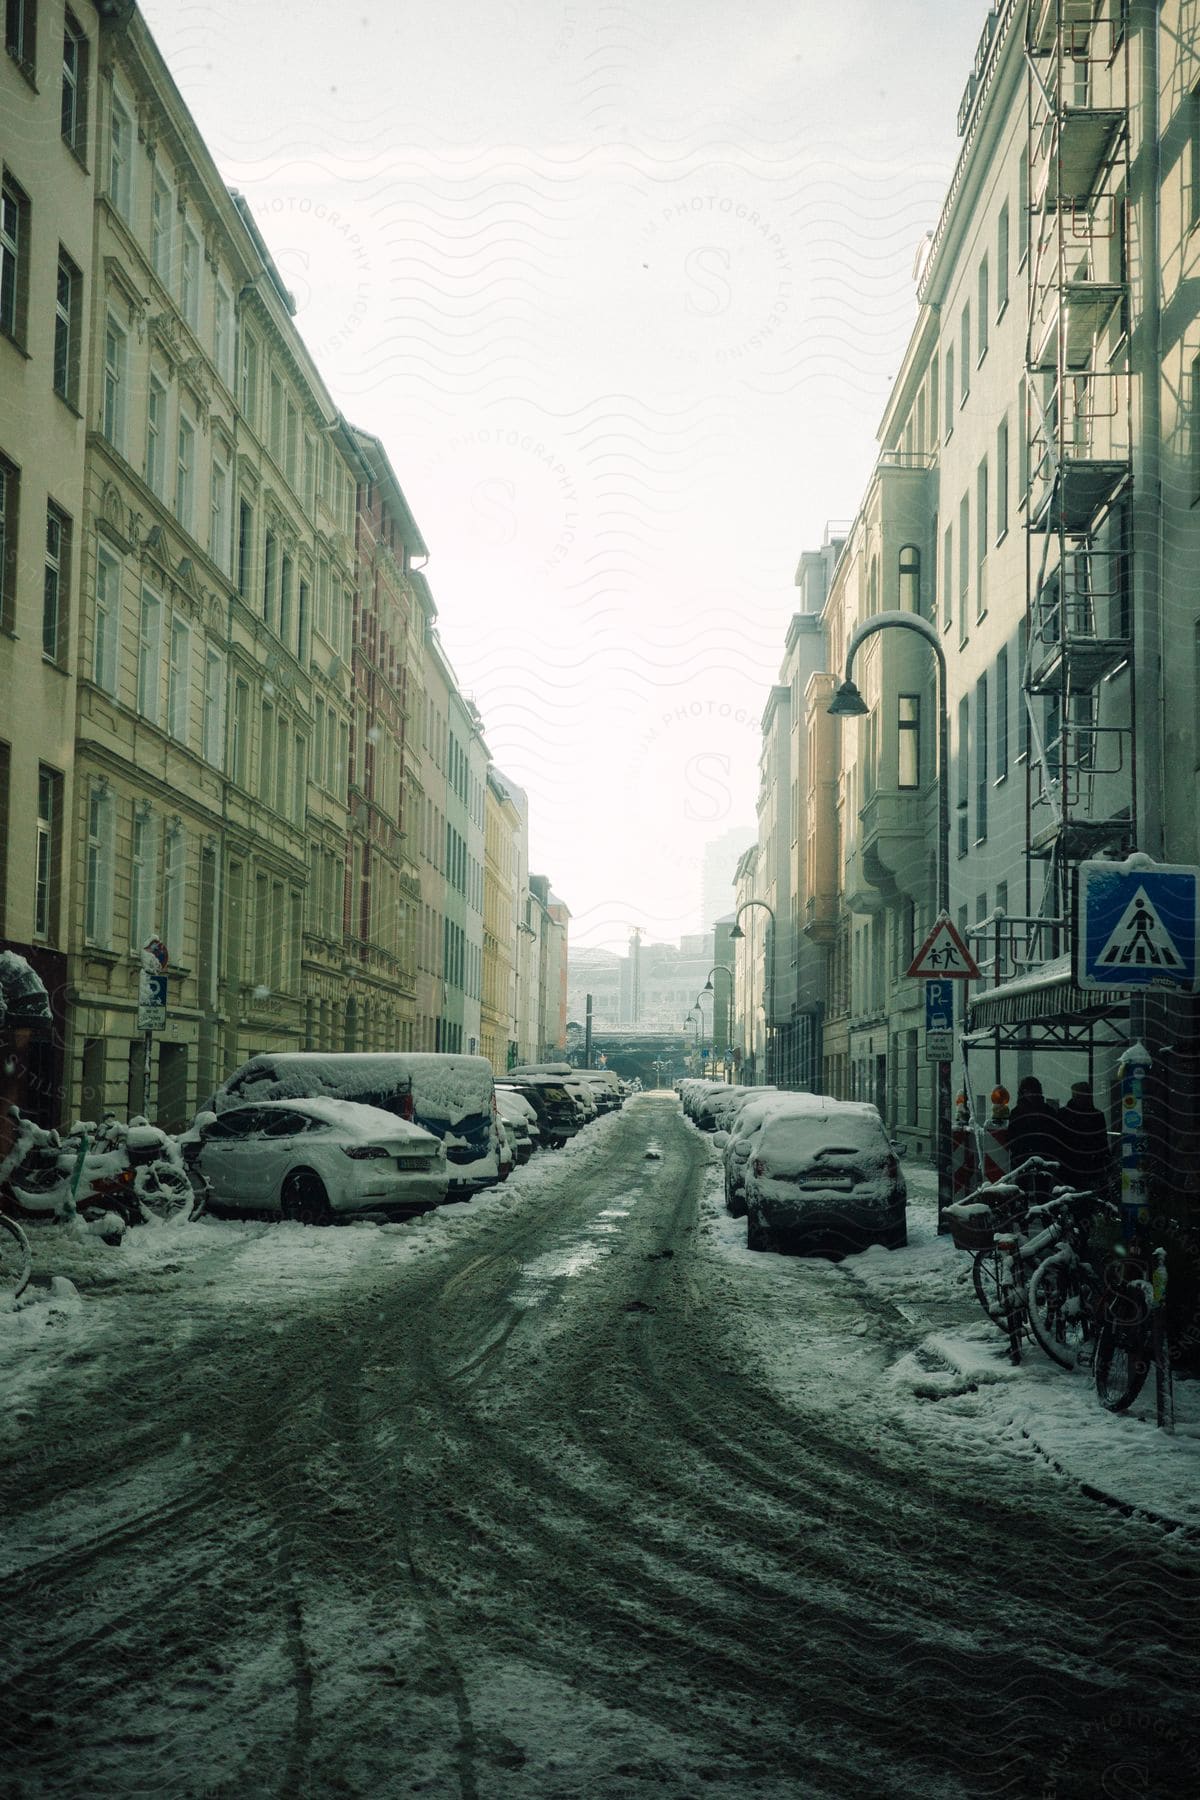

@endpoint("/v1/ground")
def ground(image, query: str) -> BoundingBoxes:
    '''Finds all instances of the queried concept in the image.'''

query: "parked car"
[741,1099,907,1256]
[721,1092,792,1217]
[495,1090,535,1163]
[182,1098,448,1223]
[500,1079,581,1148]
[694,1084,775,1133]
[204,1052,502,1194]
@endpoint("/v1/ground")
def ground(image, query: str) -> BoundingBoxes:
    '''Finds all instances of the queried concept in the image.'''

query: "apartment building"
[1,0,102,1120]
[344,428,429,1053]
[755,1,1200,1190]
[481,767,521,1072]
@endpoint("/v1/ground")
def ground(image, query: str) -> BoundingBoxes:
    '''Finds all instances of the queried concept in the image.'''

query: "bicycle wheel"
[972,1246,1006,1326]
[0,1213,32,1300]
[1028,1253,1098,1370]
[1094,1285,1154,1412]
[134,1162,195,1222]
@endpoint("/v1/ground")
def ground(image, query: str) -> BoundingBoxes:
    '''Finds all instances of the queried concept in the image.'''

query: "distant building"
[701,827,756,934]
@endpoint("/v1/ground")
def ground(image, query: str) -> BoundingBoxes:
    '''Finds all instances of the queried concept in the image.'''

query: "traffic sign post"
[137,939,169,1118]
[924,977,955,1065]
[907,913,981,982]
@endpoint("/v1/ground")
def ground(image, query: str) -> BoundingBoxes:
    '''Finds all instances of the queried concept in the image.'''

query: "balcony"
[803,893,839,946]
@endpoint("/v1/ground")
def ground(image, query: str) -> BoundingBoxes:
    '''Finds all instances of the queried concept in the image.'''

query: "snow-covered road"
[3,1093,1198,1798]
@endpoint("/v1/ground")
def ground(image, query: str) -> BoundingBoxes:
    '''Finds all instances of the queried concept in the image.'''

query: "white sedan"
[184,1098,449,1223]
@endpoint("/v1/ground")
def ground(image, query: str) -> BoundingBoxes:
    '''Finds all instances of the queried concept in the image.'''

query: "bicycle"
[0,1207,32,1300]
[1092,1238,1164,1414]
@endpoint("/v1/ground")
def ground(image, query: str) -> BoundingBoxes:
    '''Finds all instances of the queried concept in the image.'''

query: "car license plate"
[394,1156,430,1170]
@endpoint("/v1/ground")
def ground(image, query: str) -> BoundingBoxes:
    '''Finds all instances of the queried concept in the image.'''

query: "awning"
[965,952,1127,1033]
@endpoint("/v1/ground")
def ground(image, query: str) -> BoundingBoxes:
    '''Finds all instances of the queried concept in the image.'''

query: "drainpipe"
[1132,0,1163,860]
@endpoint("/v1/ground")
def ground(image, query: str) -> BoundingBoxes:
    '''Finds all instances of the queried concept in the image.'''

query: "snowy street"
[3,1093,1199,1798]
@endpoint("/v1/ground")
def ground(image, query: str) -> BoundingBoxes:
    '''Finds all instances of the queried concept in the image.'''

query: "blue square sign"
[1077,858,1200,992]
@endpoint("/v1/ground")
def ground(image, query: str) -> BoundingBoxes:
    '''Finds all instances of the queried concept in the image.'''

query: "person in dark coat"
[1056,1080,1111,1195]
[1008,1076,1060,1192]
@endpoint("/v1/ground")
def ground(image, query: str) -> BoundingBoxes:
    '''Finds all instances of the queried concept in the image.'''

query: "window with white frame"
[36,766,63,941]
[897,696,920,789]
[214,279,234,389]
[175,411,195,531]
[180,223,201,331]
[130,805,158,948]
[163,821,186,961]
[103,315,126,451]
[996,201,1010,313]
[84,779,113,945]
[996,415,1010,539]
[43,504,70,662]
[2,172,30,347]
[210,454,230,573]
[137,585,162,722]
[54,250,82,406]
[108,93,133,219]
[93,543,120,693]
[5,0,35,78]
[145,375,166,496]
[202,644,226,767]
[167,615,191,741]
[151,170,172,282]
[976,258,989,361]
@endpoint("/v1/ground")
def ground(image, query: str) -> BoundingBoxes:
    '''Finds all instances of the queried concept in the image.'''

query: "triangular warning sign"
[1095,885,1186,971]
[907,912,981,980]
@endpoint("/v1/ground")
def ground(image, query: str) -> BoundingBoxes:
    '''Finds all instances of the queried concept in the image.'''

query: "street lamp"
[728,901,776,1085]
[684,1009,701,1072]
[827,607,951,1226]
[701,964,733,1080]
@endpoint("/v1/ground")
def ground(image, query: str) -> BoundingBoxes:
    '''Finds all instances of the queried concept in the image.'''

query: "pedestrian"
[1008,1075,1060,1194]
[1056,1080,1111,1196]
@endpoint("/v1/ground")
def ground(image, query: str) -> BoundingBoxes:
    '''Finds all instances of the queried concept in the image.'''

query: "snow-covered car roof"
[211,1097,442,1144]
[753,1101,891,1156]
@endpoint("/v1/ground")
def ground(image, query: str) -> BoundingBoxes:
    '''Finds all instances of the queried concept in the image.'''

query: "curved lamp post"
[702,964,734,1080]
[827,607,951,1226]
[728,901,776,1085]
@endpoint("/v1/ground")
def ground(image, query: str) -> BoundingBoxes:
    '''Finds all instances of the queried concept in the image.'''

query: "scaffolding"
[965,0,1134,1073]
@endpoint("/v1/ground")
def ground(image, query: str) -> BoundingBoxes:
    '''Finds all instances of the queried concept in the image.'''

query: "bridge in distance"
[563,1030,729,1088]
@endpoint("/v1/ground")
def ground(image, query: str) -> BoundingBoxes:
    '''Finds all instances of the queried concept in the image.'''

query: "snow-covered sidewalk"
[702,1150,1200,1533]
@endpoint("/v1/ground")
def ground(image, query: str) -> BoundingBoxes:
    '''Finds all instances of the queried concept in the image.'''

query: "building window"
[975,674,989,844]
[202,645,225,767]
[43,504,70,662]
[35,767,63,942]
[84,784,112,942]
[943,347,954,440]
[137,585,162,722]
[109,93,133,219]
[239,330,258,423]
[0,172,29,346]
[1018,148,1030,264]
[237,497,253,599]
[996,415,1010,539]
[180,223,201,331]
[269,372,284,463]
[230,676,249,786]
[210,455,230,573]
[5,0,35,77]
[1018,616,1031,760]
[0,450,18,634]
[262,527,277,626]
[956,695,969,858]
[976,258,989,361]
[958,491,969,643]
[959,303,970,401]
[168,616,191,741]
[102,315,126,451]
[976,457,988,618]
[130,806,157,949]
[175,412,195,531]
[898,695,920,790]
[94,543,120,693]
[61,13,88,154]
[279,552,293,647]
[996,202,1010,313]
[53,250,82,405]
[296,577,309,664]
[163,822,186,960]
[292,733,306,826]
[214,279,234,389]
[143,375,165,496]
[150,171,172,282]
[898,544,921,614]
[996,643,1009,781]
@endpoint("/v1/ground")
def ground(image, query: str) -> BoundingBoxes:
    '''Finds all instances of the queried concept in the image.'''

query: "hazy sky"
[143,0,986,951]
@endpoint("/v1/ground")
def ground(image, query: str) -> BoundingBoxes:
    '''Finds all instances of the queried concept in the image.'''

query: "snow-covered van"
[204,1053,502,1193]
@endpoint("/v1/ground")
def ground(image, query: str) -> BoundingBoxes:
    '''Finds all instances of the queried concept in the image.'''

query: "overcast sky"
[143,0,987,951]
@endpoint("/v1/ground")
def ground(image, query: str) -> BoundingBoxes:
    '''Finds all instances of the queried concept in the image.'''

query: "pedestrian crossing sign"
[906,913,981,981]
[1077,858,1200,992]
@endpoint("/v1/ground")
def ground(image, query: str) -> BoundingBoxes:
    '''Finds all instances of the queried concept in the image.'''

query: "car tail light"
[342,1144,392,1160]
[400,1093,415,1121]
[752,1158,765,1178]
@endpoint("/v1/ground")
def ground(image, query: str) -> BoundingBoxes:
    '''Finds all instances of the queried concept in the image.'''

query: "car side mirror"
[890,1142,904,1159]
